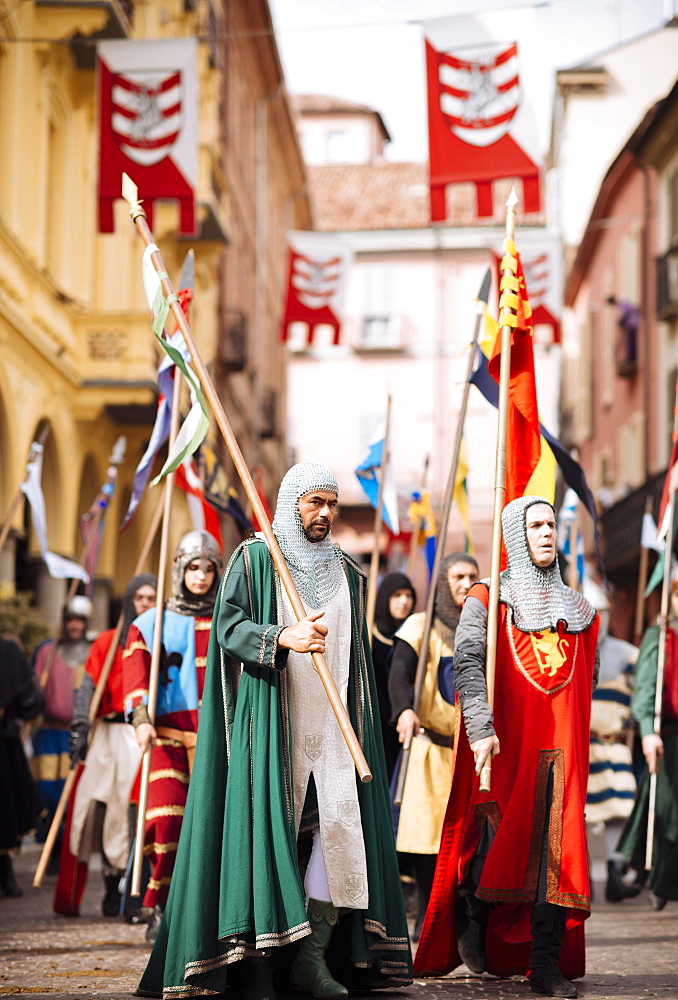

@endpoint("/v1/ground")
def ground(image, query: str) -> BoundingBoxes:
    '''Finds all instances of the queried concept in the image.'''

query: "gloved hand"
[68,724,89,765]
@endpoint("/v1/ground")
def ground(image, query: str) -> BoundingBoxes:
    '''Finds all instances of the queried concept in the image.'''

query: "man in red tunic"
[414,496,599,999]
[54,574,157,918]
[122,530,222,941]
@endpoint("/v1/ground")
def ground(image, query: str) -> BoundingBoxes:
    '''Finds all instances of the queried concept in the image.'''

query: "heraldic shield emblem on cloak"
[305,734,323,761]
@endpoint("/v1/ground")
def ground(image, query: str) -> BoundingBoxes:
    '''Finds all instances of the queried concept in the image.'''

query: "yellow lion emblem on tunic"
[529,630,570,678]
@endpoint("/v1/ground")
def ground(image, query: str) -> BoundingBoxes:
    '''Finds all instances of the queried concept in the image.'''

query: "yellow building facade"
[0,0,310,626]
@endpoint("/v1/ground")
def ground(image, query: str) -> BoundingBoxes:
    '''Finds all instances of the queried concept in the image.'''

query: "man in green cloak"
[136,462,412,1000]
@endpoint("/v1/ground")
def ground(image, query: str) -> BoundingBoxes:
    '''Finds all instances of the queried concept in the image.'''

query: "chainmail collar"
[57,637,91,666]
[496,495,596,634]
[272,462,343,608]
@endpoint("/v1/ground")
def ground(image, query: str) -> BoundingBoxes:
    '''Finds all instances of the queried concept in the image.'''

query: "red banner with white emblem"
[280,233,353,347]
[424,14,542,222]
[97,39,198,234]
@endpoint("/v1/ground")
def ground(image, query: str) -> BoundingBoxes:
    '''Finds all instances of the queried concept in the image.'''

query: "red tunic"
[121,615,212,908]
[415,583,599,981]
[85,629,123,717]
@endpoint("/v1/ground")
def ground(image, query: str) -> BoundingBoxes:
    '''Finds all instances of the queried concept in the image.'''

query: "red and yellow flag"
[488,241,541,505]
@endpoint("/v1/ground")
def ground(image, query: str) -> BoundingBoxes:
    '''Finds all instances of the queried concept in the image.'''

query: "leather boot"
[0,854,22,898]
[102,874,122,917]
[233,957,276,1000]
[145,904,164,943]
[529,903,577,998]
[605,859,641,903]
[455,893,490,973]
[289,899,348,998]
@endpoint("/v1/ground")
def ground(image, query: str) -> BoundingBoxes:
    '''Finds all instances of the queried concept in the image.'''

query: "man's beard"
[303,521,329,543]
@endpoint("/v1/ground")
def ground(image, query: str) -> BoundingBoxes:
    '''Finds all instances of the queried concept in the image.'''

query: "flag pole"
[0,427,51,562]
[479,189,519,795]
[393,267,491,805]
[122,174,371,784]
[32,494,165,888]
[634,495,654,645]
[406,456,429,582]
[366,394,392,645]
[568,516,580,591]
[130,370,182,896]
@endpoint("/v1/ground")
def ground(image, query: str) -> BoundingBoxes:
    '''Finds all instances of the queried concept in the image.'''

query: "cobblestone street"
[0,838,676,1000]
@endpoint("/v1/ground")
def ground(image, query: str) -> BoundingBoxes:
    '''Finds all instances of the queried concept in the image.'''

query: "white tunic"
[279,572,369,909]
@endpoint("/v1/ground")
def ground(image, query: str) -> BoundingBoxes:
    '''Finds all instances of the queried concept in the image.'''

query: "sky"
[268,0,668,162]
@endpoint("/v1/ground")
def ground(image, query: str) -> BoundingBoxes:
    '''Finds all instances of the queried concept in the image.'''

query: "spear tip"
[121,172,138,206]
[122,173,147,222]
[506,186,519,211]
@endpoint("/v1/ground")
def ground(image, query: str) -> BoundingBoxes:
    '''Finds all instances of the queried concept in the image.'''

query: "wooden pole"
[32,497,163,888]
[568,519,579,591]
[479,190,519,795]
[365,394,392,645]
[130,368,182,896]
[0,427,50,561]
[122,174,371,784]
[406,457,429,583]
[393,267,492,805]
[634,495,654,645]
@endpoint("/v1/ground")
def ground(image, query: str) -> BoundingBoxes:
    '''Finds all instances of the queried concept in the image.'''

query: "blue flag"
[355,433,399,534]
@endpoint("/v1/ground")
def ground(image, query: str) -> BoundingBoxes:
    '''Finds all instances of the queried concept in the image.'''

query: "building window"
[361,315,401,349]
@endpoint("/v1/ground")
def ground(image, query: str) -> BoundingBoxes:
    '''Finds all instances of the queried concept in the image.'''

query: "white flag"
[20,445,89,583]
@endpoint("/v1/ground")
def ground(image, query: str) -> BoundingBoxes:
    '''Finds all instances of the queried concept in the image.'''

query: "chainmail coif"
[166,530,223,617]
[272,462,343,608]
[499,495,596,634]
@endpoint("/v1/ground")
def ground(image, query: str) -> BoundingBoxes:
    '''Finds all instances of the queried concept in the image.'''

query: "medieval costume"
[123,532,221,937]
[31,596,93,867]
[0,636,44,897]
[389,553,477,940]
[52,574,157,918]
[371,571,415,780]
[619,600,678,908]
[136,463,411,1000]
[414,496,599,1000]
[583,577,639,903]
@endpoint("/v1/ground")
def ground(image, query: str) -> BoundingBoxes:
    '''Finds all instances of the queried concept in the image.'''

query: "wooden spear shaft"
[130,371,182,896]
[569,519,579,591]
[393,269,490,806]
[32,494,164,888]
[365,394,392,645]
[479,189,519,795]
[634,495,654,645]
[122,175,371,784]
[406,456,429,583]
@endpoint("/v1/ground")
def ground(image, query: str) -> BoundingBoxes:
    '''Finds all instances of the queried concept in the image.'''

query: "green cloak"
[618,624,678,898]
[138,538,412,997]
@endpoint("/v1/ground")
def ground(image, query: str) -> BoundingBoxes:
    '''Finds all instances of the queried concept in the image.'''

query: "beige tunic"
[279,572,369,910]
[394,613,458,855]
